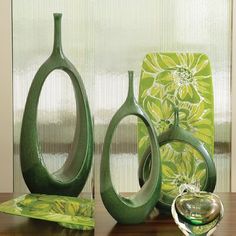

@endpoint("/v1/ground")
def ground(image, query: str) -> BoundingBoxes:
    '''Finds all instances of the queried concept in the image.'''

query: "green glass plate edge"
[0,194,95,230]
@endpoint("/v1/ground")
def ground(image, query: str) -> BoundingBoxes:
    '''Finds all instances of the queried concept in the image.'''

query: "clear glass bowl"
[171,184,224,236]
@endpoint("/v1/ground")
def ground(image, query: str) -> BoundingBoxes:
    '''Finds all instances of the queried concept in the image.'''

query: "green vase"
[100,71,162,224]
[20,13,93,196]
[139,108,216,212]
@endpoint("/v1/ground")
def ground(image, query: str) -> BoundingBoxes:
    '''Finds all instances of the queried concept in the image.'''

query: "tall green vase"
[100,71,162,224]
[20,13,93,196]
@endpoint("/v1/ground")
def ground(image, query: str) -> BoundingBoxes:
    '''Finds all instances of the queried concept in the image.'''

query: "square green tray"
[0,194,95,230]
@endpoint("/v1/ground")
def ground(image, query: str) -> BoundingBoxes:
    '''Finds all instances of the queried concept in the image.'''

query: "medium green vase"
[100,71,162,224]
[20,13,93,196]
[139,108,216,212]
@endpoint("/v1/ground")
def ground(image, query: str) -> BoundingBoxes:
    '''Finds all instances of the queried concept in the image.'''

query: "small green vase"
[139,108,216,212]
[100,71,162,224]
[20,13,93,196]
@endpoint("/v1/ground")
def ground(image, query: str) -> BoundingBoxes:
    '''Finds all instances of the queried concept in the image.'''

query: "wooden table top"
[0,193,93,236]
[0,193,235,235]
[95,192,236,236]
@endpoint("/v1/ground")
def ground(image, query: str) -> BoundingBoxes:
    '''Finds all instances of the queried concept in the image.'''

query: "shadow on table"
[0,217,94,236]
[108,221,182,236]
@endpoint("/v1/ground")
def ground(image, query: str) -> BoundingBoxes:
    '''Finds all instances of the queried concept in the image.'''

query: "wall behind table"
[13,0,231,193]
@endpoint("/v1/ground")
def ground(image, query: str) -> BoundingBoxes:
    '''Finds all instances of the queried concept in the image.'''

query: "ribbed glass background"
[13,0,231,194]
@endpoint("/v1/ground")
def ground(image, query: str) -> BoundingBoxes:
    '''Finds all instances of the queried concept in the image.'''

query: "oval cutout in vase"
[100,71,162,224]
[109,115,141,195]
[20,13,93,196]
[37,70,76,173]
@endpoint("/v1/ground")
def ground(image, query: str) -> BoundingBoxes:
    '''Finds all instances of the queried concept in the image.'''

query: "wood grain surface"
[0,193,235,235]
[0,193,93,236]
[95,193,236,236]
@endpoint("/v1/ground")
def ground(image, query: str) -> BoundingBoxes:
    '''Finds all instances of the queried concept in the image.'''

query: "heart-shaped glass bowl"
[171,187,223,236]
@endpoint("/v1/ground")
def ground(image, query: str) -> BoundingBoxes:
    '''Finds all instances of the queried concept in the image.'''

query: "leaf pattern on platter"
[0,194,95,230]
[138,53,214,200]
[161,143,207,198]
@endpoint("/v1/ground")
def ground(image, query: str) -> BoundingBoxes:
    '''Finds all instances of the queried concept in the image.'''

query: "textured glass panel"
[13,0,231,194]
[94,0,231,192]
[37,70,76,172]
[13,0,94,195]
[110,116,141,193]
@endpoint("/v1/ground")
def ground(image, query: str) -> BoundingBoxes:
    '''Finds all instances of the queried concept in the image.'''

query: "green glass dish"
[0,194,95,230]
[20,13,93,196]
[171,187,224,236]
[100,71,162,224]
[175,192,222,226]
[138,108,216,212]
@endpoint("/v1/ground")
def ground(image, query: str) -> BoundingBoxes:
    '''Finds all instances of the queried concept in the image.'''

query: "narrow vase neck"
[52,13,63,55]
[127,71,135,101]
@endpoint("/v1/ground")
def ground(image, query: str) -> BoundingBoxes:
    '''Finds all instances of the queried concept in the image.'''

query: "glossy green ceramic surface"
[100,71,162,224]
[139,109,216,211]
[0,194,94,230]
[20,13,93,196]
[138,53,215,211]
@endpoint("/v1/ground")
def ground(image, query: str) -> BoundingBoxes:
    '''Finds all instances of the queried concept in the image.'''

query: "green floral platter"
[138,53,214,208]
[0,194,95,230]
